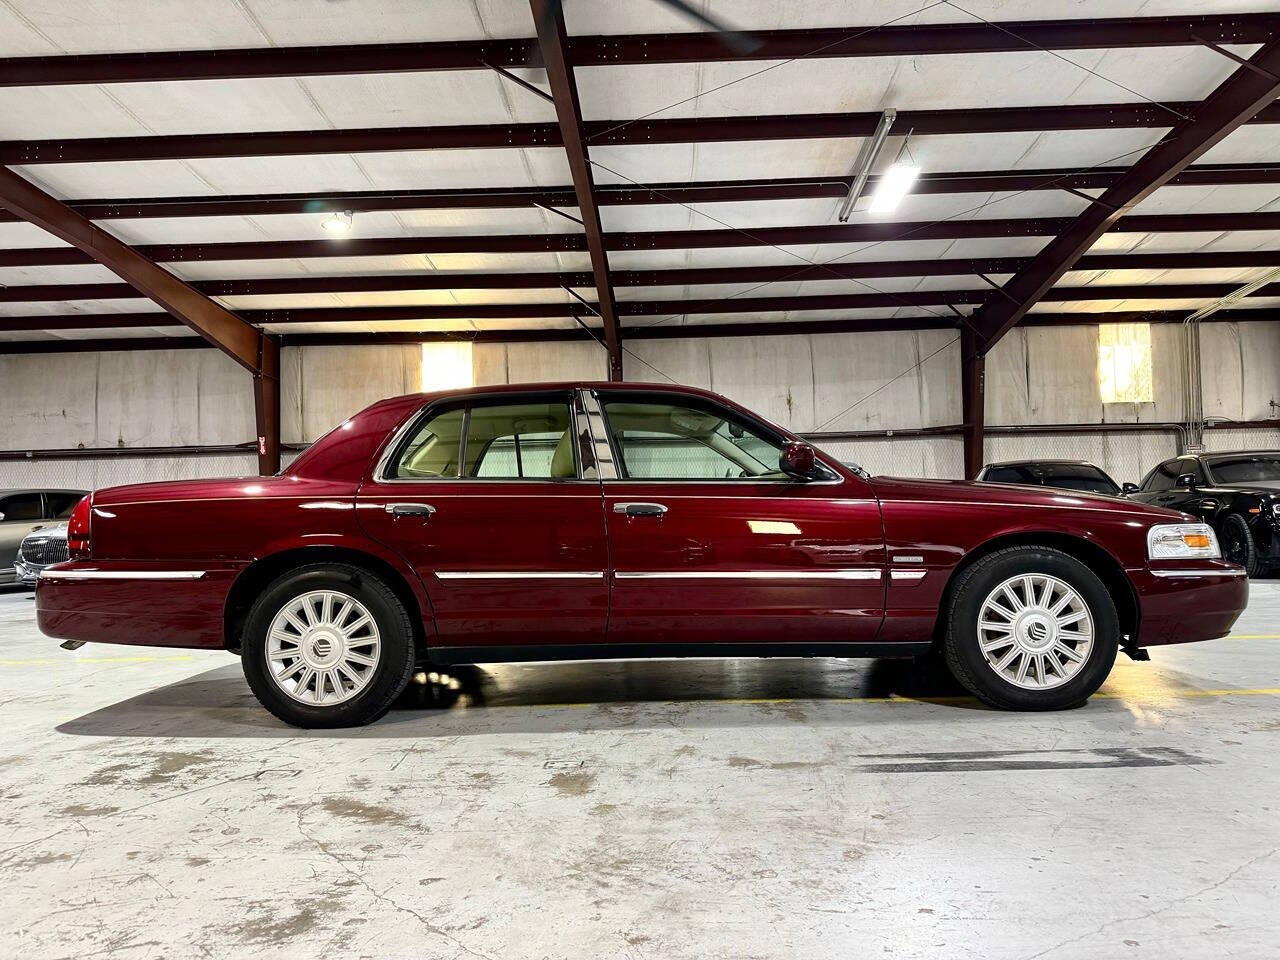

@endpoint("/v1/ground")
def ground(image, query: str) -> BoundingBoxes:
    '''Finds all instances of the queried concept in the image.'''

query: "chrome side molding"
[39,569,208,581]
[614,569,882,581]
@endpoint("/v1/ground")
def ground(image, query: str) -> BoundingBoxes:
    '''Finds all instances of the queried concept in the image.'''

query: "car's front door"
[590,389,886,648]
[357,391,609,652]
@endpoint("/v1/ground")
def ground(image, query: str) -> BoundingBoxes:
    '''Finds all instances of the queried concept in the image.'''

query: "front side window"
[47,493,85,518]
[388,398,575,480]
[0,493,42,522]
[601,396,790,481]
[1142,460,1179,492]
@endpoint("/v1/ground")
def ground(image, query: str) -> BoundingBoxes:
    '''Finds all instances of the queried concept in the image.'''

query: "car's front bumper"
[1131,561,1249,647]
[14,559,39,586]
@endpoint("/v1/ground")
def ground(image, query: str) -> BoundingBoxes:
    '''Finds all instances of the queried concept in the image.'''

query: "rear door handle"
[614,502,668,517]
[385,502,436,518]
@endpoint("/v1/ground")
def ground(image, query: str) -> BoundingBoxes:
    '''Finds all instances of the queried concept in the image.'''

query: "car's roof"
[405,381,717,403]
[1198,450,1280,459]
[981,459,1102,469]
[0,488,86,496]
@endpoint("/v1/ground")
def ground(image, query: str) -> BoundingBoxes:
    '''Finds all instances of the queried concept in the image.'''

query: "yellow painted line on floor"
[0,654,198,666]
[1227,634,1280,639]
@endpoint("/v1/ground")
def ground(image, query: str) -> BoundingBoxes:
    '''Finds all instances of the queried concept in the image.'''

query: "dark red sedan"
[37,383,1247,727]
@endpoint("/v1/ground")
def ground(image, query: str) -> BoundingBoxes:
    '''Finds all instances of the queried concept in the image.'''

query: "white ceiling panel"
[339,148,572,190]
[0,298,162,317]
[1132,183,1280,216]
[1063,267,1276,287]
[0,264,120,285]
[0,221,68,247]
[564,0,1280,35]
[1197,125,1280,165]
[0,1,265,56]
[578,45,1241,122]
[10,161,222,200]
[240,0,533,45]
[299,71,554,128]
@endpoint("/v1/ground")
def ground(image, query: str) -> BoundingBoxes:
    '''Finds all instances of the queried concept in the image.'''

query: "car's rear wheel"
[241,563,416,728]
[943,547,1119,710]
[1220,514,1262,578]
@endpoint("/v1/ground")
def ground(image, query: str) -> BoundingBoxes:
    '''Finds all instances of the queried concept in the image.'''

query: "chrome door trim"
[613,569,882,581]
[434,571,605,580]
[39,569,207,581]
[1149,568,1247,578]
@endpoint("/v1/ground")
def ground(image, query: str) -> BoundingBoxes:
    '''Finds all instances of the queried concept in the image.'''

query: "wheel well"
[931,533,1139,646]
[224,546,428,657]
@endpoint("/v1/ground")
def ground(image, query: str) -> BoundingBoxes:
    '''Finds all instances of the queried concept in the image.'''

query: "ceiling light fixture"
[838,108,895,223]
[321,210,353,235]
[868,130,920,216]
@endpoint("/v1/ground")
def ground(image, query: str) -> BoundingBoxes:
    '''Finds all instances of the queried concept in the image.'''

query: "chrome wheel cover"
[265,590,381,705]
[976,574,1093,690]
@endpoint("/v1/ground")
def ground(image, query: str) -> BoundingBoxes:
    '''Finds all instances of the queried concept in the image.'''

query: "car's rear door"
[357,390,609,653]
[590,389,885,648]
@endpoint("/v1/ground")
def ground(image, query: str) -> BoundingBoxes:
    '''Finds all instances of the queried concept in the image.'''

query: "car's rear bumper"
[36,561,244,649]
[1131,562,1249,647]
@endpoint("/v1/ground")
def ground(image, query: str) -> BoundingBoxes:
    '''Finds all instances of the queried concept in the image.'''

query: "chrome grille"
[20,536,68,566]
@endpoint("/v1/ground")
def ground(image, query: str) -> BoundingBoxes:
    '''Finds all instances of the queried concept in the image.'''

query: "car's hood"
[869,475,1187,520]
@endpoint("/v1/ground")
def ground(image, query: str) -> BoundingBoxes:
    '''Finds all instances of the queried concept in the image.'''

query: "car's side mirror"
[1121,483,1139,496]
[779,440,820,480]
[0,511,5,521]
[1175,473,1198,489]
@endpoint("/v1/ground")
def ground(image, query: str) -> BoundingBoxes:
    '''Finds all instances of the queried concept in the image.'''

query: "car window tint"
[0,493,43,522]
[463,400,574,479]
[1143,460,1179,492]
[1207,455,1280,483]
[47,493,84,518]
[1036,464,1119,495]
[602,399,786,480]
[391,408,466,479]
[982,465,1038,485]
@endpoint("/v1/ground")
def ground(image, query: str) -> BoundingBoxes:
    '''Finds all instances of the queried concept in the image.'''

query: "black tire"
[241,563,416,728]
[1220,514,1263,578]
[943,546,1120,711]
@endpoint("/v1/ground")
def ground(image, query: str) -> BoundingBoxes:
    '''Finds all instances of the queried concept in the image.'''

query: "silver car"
[1,489,85,585]
[15,522,69,586]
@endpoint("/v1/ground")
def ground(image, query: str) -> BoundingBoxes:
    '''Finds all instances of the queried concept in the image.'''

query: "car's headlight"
[1147,522,1220,560]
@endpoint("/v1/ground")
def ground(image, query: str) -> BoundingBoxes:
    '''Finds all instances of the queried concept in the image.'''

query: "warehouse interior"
[2,1,1280,957]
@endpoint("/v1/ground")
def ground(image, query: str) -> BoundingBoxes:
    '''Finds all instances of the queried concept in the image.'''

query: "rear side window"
[47,493,85,518]
[464,401,574,479]
[388,398,576,480]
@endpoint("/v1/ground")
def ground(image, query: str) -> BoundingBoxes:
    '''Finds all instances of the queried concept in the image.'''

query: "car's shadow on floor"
[56,654,998,739]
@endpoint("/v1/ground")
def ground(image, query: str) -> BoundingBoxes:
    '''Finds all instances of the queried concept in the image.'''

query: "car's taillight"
[67,494,92,559]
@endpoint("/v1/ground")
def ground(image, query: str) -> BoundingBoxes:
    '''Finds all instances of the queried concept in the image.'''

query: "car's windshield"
[1206,455,1280,484]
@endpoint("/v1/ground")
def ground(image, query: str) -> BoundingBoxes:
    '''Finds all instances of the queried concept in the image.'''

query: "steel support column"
[253,336,281,476]
[961,327,986,480]
[530,0,623,379]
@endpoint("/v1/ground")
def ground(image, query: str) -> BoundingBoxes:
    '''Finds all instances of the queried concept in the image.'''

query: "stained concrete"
[1,582,1278,960]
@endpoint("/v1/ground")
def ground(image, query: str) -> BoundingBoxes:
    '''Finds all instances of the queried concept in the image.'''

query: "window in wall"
[1098,323,1153,403]
[421,342,473,393]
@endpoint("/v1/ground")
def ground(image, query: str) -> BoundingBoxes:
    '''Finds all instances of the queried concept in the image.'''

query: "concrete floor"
[1,585,1278,960]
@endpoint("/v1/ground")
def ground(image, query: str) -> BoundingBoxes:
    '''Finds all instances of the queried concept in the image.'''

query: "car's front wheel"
[241,564,416,728]
[943,547,1120,711]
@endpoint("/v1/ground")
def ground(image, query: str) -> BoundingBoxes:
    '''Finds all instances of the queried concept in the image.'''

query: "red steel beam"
[0,166,263,371]
[2,15,1275,85]
[5,103,1278,165]
[530,0,622,379]
[972,40,1280,350]
[7,249,1280,304]
[1,308,1275,357]
[3,282,1278,331]
[2,163,1275,223]
[4,211,1280,269]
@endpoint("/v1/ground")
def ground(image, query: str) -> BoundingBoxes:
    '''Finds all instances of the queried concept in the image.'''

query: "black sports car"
[1129,451,1280,577]
[975,459,1124,497]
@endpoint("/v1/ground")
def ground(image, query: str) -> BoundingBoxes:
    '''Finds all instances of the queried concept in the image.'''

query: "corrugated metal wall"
[2,319,1277,488]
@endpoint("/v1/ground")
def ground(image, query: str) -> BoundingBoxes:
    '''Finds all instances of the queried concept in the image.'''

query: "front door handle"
[614,502,668,517]
[385,502,436,518]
